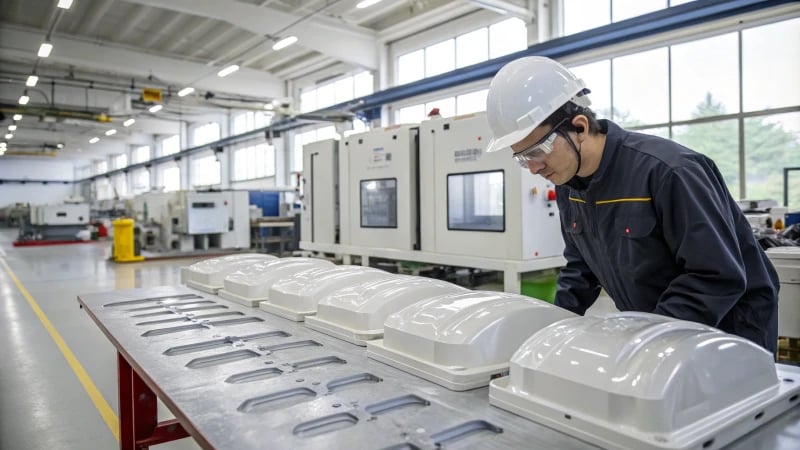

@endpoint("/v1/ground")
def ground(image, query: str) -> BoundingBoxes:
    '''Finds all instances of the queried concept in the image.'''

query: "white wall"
[0,159,77,207]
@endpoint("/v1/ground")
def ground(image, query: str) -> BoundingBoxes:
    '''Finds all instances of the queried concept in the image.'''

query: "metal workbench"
[78,286,800,449]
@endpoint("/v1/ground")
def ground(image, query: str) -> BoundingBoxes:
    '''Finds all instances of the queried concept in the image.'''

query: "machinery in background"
[301,139,339,246]
[739,199,788,230]
[1,203,30,227]
[17,199,91,242]
[419,112,564,261]
[340,125,419,251]
[130,190,250,253]
[765,247,800,364]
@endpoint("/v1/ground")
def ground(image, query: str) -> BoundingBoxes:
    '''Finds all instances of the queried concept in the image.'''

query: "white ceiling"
[0,0,525,163]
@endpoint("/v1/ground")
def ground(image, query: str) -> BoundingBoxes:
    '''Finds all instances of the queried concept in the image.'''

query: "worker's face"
[511,122,578,185]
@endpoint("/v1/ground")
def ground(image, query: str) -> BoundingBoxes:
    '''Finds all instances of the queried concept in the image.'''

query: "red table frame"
[118,352,190,449]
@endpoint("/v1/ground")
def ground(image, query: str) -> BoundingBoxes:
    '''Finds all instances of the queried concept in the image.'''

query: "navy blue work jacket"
[555,120,779,353]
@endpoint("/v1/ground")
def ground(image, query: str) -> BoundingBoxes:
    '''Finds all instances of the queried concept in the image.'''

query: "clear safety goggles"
[512,119,566,168]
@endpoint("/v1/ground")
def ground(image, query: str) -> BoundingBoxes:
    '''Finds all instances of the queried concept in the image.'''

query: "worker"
[485,56,780,354]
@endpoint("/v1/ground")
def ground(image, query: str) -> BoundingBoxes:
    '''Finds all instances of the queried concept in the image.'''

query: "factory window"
[563,16,800,201]
[112,173,128,198]
[191,155,220,188]
[95,160,108,175]
[398,49,425,85]
[563,0,689,36]
[300,72,374,113]
[132,145,150,164]
[456,28,488,69]
[113,153,128,170]
[397,18,526,86]
[292,126,338,171]
[396,104,426,125]
[95,178,113,201]
[233,143,275,181]
[161,166,180,192]
[161,135,180,156]
[456,89,489,115]
[743,19,800,112]
[568,61,611,119]
[745,112,800,207]
[360,178,398,228]
[488,18,526,58]
[233,112,272,134]
[448,171,505,232]
[193,122,220,146]
[76,165,91,179]
[425,39,455,77]
[131,168,150,195]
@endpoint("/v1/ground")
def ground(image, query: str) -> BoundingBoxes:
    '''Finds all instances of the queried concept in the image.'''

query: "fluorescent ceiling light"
[13,114,22,121]
[57,0,73,9]
[18,95,30,105]
[8,125,17,131]
[356,0,383,8]
[123,118,135,127]
[177,87,195,97]
[89,137,99,144]
[57,143,64,149]
[272,36,298,51]
[105,129,117,136]
[264,103,274,110]
[26,75,39,87]
[217,65,239,77]
[0,142,6,148]
[4,134,13,139]
[149,104,163,113]
[38,42,53,58]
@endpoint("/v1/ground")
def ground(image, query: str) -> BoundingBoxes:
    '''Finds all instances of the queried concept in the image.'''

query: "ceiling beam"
[378,2,478,42]
[78,0,117,36]
[125,0,378,69]
[115,5,153,42]
[467,0,533,20]
[0,24,284,100]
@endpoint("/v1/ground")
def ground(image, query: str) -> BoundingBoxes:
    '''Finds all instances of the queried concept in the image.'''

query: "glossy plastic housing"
[182,254,276,293]
[260,266,396,321]
[366,291,575,390]
[304,276,466,345]
[218,257,335,307]
[489,312,800,450]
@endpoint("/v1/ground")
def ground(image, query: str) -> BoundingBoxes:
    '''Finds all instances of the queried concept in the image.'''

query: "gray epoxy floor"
[0,228,204,449]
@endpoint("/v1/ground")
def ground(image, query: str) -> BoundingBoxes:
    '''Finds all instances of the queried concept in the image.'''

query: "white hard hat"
[485,56,591,153]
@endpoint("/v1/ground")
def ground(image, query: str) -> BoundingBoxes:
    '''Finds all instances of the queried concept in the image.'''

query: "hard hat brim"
[486,125,537,153]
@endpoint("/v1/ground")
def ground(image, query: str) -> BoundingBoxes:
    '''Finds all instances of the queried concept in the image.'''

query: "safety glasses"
[512,119,567,168]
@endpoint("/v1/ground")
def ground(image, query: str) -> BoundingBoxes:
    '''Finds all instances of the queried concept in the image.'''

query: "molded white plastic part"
[305,276,466,345]
[489,312,800,450]
[366,291,575,391]
[217,257,335,307]
[261,266,396,321]
[183,254,276,293]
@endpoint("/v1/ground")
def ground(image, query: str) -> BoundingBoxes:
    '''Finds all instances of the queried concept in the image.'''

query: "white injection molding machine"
[301,139,339,246]
[419,112,564,260]
[340,125,419,251]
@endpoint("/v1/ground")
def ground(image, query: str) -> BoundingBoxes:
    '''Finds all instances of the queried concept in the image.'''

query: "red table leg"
[117,352,189,449]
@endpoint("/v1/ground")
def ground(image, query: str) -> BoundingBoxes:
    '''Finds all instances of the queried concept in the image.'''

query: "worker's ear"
[572,115,589,140]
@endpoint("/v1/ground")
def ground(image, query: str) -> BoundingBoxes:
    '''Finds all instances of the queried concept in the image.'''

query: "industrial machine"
[300,139,339,246]
[340,125,419,251]
[766,246,800,363]
[131,190,250,253]
[419,112,563,260]
[18,201,90,242]
[112,218,144,262]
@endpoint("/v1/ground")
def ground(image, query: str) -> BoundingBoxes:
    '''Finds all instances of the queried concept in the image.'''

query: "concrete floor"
[0,228,204,449]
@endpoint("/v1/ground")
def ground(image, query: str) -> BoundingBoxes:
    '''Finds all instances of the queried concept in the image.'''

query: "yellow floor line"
[0,256,120,441]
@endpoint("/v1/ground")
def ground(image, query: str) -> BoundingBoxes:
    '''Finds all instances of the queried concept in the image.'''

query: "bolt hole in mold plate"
[182,253,277,293]
[218,257,336,307]
[366,290,576,390]
[489,312,800,450]
[261,265,399,321]
[305,276,467,346]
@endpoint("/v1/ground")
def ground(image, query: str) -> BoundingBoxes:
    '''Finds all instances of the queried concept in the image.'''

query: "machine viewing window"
[447,170,505,232]
[360,178,398,228]
[191,202,215,208]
